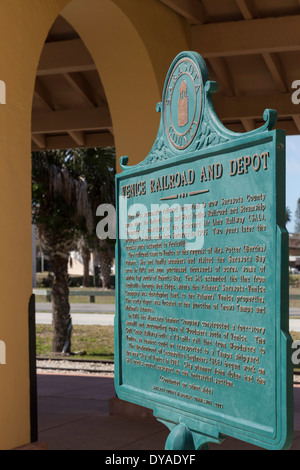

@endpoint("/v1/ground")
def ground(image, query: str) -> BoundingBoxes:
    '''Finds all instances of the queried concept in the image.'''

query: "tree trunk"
[82,246,91,287]
[51,253,72,353]
[98,241,114,289]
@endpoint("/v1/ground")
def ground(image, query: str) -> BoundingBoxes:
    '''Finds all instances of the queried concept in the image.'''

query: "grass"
[37,326,300,365]
[36,325,114,361]
[35,283,116,360]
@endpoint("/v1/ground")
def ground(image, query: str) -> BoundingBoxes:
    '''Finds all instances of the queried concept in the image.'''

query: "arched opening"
[31,14,117,448]
[31,12,116,330]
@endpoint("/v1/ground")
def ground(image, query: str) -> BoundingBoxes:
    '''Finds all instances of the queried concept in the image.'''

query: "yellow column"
[0,0,69,449]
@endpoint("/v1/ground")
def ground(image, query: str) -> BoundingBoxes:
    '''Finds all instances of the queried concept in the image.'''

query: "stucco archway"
[39,0,189,168]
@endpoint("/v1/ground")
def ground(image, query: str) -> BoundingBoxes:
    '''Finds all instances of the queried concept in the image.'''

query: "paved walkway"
[290,319,300,332]
[37,303,300,317]
[36,373,300,451]
[36,303,115,314]
[290,308,300,317]
[36,312,115,326]
[36,313,300,331]
[35,303,115,326]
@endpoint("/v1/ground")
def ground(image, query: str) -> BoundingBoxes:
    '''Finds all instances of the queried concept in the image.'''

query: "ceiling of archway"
[32,15,114,151]
[31,1,300,152]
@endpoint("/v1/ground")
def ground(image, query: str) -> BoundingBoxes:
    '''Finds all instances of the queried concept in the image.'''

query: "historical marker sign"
[114,52,294,450]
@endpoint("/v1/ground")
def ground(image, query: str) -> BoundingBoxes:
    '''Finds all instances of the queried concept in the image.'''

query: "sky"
[286,135,300,233]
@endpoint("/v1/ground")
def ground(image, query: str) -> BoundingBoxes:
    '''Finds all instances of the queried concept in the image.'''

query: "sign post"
[114,52,294,450]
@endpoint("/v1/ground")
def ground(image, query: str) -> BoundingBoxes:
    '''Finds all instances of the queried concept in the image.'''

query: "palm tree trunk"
[51,252,72,353]
[98,241,114,289]
[82,245,91,288]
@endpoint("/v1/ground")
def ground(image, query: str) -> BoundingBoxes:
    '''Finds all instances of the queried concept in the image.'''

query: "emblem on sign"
[164,57,202,150]
[178,80,188,127]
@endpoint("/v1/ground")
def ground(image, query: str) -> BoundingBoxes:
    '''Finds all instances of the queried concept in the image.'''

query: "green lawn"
[36,326,300,364]
[36,325,114,361]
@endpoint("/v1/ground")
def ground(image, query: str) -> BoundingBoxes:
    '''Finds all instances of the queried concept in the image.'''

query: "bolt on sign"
[114,52,294,450]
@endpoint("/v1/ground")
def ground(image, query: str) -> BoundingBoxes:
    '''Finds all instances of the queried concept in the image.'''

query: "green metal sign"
[114,51,294,450]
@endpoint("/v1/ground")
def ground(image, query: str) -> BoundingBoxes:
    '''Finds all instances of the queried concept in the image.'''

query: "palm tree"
[75,147,116,288]
[32,150,93,353]
[32,148,116,352]
[286,207,292,225]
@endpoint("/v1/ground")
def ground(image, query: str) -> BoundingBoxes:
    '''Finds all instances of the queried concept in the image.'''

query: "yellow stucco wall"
[0,0,188,449]
[0,0,70,449]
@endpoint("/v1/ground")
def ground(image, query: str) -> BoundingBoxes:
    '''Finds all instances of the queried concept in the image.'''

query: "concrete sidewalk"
[36,314,300,331]
[36,302,300,317]
[35,308,300,331]
[36,312,115,326]
[36,373,300,451]
[36,302,115,313]
[37,373,168,450]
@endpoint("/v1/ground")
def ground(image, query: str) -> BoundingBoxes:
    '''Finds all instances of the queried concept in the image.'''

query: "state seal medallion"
[164,57,202,150]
